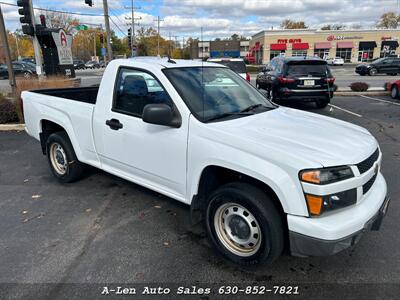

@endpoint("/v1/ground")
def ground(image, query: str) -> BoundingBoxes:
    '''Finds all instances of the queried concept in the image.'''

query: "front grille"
[363,173,377,194]
[356,148,379,174]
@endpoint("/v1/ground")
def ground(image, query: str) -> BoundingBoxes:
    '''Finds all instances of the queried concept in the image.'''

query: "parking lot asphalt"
[0,95,400,299]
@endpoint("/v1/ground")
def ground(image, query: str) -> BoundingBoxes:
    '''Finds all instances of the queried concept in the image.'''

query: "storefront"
[250,29,400,64]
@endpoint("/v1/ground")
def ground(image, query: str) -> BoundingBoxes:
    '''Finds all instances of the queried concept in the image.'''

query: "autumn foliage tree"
[281,19,308,29]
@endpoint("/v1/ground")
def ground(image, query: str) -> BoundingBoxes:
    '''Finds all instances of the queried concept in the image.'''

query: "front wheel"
[46,131,85,183]
[205,182,284,266]
[391,86,399,99]
[369,68,377,76]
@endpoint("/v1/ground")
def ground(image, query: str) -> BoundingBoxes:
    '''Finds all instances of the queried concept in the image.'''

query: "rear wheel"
[205,182,284,266]
[391,85,399,99]
[316,97,330,108]
[46,131,85,183]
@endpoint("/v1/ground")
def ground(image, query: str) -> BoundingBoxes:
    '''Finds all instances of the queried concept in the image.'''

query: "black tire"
[205,182,284,266]
[46,131,85,183]
[369,68,377,76]
[391,85,399,99]
[316,97,330,108]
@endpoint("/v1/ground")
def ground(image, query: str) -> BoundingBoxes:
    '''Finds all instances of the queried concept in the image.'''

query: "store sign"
[51,29,73,65]
[382,36,399,41]
[327,35,363,41]
[277,38,302,44]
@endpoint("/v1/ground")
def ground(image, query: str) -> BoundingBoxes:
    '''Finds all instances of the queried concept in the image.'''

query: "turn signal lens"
[305,194,323,216]
[301,170,321,184]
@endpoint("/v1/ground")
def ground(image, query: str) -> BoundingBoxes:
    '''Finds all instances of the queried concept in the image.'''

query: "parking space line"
[328,104,363,118]
[360,95,400,106]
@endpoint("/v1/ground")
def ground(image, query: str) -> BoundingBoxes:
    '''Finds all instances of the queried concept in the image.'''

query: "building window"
[358,49,374,62]
[270,50,285,60]
[336,48,352,62]
[314,49,330,59]
[292,50,307,57]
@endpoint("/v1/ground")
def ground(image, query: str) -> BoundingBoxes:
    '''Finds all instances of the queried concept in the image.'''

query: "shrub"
[349,82,369,92]
[0,97,19,124]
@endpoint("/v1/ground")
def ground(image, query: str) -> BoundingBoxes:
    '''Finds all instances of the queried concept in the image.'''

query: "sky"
[1,0,399,40]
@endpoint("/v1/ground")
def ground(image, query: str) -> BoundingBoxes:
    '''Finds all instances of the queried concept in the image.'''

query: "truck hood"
[209,107,377,168]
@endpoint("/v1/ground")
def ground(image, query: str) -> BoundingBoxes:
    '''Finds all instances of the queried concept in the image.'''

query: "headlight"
[299,166,355,216]
[299,166,354,185]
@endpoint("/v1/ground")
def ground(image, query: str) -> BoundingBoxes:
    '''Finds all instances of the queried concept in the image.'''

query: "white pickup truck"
[22,57,389,265]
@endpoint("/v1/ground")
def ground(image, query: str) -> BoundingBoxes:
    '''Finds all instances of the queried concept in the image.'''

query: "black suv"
[355,57,400,76]
[256,56,335,108]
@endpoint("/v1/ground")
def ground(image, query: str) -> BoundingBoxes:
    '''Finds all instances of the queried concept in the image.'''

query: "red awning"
[337,41,353,48]
[292,43,309,50]
[314,42,331,49]
[270,43,287,51]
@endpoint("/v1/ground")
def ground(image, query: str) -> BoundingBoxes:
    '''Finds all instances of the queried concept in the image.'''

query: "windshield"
[163,67,275,122]
[371,58,386,64]
[287,63,330,76]
[212,61,247,73]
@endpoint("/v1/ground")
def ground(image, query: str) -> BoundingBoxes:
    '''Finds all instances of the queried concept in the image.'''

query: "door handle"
[106,118,123,130]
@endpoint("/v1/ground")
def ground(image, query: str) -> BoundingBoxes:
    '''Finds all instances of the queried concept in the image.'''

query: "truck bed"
[31,86,99,104]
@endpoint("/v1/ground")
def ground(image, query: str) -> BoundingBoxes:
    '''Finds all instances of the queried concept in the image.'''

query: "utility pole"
[125,2,141,56]
[102,0,113,62]
[93,31,96,61]
[15,34,21,60]
[0,4,16,97]
[154,16,164,56]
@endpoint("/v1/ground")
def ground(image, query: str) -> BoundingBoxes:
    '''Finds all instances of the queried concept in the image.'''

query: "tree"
[41,11,79,32]
[321,24,346,30]
[281,19,308,29]
[377,12,399,29]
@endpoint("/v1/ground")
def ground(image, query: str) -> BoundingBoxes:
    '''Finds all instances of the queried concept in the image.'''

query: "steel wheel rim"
[214,202,262,257]
[370,69,377,75]
[49,143,68,175]
[24,72,30,79]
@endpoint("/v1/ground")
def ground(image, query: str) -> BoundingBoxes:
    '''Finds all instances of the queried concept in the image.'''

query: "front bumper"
[288,173,389,257]
[289,196,390,257]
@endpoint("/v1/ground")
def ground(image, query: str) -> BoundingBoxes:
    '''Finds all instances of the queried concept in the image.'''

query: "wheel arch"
[190,165,287,227]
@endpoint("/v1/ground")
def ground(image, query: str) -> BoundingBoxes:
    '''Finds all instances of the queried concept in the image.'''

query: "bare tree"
[39,10,79,32]
[377,12,399,29]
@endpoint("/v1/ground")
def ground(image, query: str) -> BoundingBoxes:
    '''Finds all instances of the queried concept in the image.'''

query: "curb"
[0,124,25,131]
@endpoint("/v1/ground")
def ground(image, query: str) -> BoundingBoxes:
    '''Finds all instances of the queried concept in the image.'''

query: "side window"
[113,68,173,116]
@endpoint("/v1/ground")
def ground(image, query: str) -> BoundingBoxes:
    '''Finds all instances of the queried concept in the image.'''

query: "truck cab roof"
[119,57,226,69]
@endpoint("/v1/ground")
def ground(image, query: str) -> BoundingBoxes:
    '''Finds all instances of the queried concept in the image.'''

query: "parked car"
[85,60,100,69]
[21,57,35,64]
[22,57,389,266]
[207,58,250,81]
[99,60,106,68]
[355,57,400,76]
[73,59,86,70]
[0,61,36,79]
[326,57,344,66]
[386,79,400,99]
[256,56,335,108]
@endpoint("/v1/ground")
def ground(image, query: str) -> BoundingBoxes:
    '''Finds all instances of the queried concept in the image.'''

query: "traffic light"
[85,0,93,7]
[128,28,132,49]
[99,33,104,44]
[17,0,34,36]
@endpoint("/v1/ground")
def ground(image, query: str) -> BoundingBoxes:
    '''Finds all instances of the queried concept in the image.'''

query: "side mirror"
[142,104,181,128]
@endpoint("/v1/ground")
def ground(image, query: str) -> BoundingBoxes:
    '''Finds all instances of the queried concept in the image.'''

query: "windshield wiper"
[239,103,271,113]
[205,112,253,122]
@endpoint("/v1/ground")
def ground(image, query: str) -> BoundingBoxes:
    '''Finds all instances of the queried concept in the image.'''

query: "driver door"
[98,68,188,199]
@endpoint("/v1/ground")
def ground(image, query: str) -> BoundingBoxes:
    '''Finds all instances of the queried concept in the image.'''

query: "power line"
[0,1,103,17]
[109,16,128,36]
